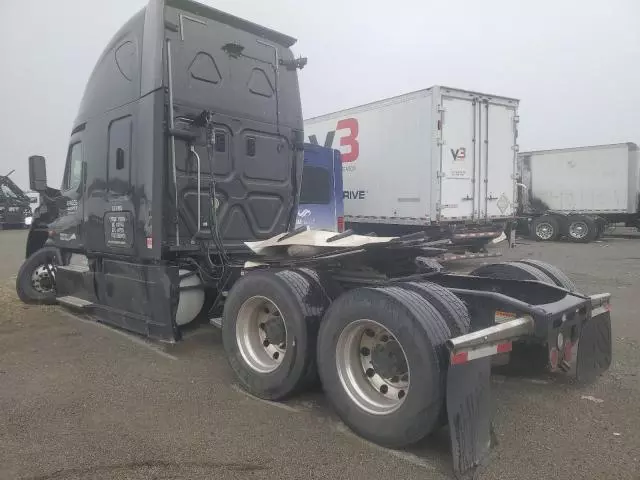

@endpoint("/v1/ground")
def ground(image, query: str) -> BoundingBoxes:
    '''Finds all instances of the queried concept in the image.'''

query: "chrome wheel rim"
[335,319,410,416]
[569,221,588,239]
[235,296,287,373]
[535,222,554,240]
[31,263,56,294]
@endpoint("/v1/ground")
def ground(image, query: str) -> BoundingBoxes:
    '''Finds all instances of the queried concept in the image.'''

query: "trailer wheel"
[567,215,597,243]
[515,260,577,291]
[470,261,555,284]
[530,215,559,241]
[15,246,61,304]
[317,286,451,448]
[400,282,470,336]
[222,269,328,400]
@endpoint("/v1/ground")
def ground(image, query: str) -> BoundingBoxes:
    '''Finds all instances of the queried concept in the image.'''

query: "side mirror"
[28,155,47,192]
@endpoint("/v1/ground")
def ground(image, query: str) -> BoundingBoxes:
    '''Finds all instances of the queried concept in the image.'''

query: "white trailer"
[304,86,520,250]
[519,143,640,242]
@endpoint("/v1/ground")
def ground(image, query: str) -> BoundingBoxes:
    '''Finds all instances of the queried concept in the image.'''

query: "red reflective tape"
[563,341,573,362]
[451,351,469,365]
[605,303,612,312]
[497,342,512,354]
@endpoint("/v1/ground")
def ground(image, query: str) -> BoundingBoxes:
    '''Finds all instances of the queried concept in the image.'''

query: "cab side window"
[62,142,83,191]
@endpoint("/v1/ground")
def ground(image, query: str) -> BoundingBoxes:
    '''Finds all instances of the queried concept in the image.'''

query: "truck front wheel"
[15,246,61,304]
[317,286,451,448]
[222,269,328,400]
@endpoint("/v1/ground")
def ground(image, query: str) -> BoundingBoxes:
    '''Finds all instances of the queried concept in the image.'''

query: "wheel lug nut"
[273,352,279,360]
[380,385,388,394]
[366,368,375,378]
[365,329,375,337]
[360,347,370,356]
[398,390,405,399]
[263,339,270,347]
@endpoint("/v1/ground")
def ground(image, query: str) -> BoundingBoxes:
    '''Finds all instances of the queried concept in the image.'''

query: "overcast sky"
[1,0,638,190]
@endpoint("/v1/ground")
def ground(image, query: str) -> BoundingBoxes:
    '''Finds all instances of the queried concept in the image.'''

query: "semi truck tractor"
[519,143,640,242]
[16,1,613,477]
[304,86,520,253]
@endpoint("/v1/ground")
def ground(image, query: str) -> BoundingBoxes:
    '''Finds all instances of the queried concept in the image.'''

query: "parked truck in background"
[519,143,640,242]
[0,170,33,229]
[14,1,613,476]
[304,86,520,253]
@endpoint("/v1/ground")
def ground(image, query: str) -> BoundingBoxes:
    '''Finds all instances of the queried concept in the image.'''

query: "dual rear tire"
[222,270,469,447]
[530,214,599,243]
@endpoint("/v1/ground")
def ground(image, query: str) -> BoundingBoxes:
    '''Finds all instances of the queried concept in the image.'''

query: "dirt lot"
[1,230,639,480]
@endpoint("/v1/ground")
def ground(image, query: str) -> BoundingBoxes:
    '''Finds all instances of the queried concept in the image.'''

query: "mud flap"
[446,357,492,479]
[576,312,612,383]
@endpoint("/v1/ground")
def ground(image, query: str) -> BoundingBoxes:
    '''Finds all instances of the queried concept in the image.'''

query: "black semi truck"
[17,1,612,477]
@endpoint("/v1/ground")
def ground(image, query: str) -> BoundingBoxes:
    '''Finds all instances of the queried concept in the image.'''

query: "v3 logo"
[308,118,359,163]
[450,147,466,161]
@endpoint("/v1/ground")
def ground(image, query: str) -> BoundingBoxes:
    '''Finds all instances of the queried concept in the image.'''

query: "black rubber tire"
[470,261,555,284]
[15,246,61,305]
[222,269,329,401]
[317,286,451,448]
[566,215,597,243]
[399,281,470,336]
[530,215,560,241]
[515,259,577,292]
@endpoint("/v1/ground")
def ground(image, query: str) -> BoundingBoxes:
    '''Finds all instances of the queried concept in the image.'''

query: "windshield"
[299,165,331,205]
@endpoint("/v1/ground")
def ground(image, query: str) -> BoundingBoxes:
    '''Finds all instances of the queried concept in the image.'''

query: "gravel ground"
[0,229,639,480]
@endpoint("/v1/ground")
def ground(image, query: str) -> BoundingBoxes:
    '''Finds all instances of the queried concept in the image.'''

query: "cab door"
[52,133,85,249]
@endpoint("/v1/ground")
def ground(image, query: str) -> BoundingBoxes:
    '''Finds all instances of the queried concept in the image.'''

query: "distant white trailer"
[518,143,640,242]
[304,86,520,250]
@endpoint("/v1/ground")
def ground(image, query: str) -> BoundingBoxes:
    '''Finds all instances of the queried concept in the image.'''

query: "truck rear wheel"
[515,259,577,291]
[317,286,451,448]
[222,269,328,400]
[470,261,555,284]
[399,281,470,336]
[530,215,559,241]
[567,215,597,243]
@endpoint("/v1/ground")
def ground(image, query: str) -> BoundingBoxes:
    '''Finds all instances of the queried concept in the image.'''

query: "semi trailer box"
[304,86,520,246]
[519,143,640,242]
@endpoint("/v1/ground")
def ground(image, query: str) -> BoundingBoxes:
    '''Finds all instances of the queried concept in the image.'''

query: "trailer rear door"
[439,92,517,222]
[439,96,477,220]
[479,101,518,219]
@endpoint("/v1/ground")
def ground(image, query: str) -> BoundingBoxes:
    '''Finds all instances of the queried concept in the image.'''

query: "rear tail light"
[337,216,345,233]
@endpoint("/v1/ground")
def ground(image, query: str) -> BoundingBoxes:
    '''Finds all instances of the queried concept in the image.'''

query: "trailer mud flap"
[446,357,492,479]
[576,312,612,383]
